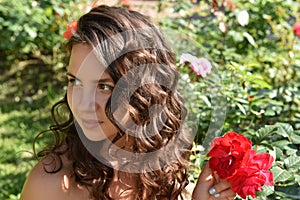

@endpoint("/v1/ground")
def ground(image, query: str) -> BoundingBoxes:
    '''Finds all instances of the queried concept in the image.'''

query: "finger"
[227,197,236,200]
[209,188,236,200]
[220,188,236,199]
[192,163,215,199]
[209,179,231,195]
[213,171,220,183]
[200,162,214,182]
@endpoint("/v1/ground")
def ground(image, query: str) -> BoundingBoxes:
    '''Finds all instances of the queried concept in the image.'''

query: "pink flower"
[293,22,300,37]
[63,20,78,39]
[180,53,212,77]
[227,150,274,199]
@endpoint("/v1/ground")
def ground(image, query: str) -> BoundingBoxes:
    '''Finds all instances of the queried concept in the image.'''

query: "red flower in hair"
[91,2,100,9]
[63,20,78,39]
[121,0,131,6]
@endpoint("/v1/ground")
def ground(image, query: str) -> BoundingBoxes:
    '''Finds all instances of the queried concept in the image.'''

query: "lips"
[80,118,103,129]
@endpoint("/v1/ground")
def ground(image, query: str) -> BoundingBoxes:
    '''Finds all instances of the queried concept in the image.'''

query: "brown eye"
[68,78,82,87]
[97,84,114,91]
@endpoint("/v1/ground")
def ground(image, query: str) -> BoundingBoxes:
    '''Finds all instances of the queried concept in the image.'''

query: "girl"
[20,5,235,200]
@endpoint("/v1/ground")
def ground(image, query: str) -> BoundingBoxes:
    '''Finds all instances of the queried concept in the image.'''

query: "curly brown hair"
[34,5,192,200]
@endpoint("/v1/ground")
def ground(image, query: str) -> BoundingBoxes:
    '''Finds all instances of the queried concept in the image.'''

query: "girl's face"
[67,43,119,141]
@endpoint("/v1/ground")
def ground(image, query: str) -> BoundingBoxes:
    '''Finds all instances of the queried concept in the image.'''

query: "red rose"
[207,132,252,179]
[293,22,300,37]
[227,150,274,199]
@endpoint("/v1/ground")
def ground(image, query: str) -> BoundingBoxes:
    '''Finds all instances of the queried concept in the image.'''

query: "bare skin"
[20,154,139,200]
[192,163,236,200]
[20,156,90,200]
[20,156,235,200]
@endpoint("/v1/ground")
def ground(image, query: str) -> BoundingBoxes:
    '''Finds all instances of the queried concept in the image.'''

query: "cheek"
[95,93,110,109]
[67,87,74,110]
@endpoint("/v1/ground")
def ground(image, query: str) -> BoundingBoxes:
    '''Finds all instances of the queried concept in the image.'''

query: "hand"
[192,163,236,200]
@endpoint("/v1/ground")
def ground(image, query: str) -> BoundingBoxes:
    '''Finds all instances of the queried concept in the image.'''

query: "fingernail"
[209,188,216,195]
[214,193,220,198]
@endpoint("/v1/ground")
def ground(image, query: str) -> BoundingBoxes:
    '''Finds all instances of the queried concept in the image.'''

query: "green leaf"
[234,97,249,104]
[290,132,300,144]
[272,140,291,148]
[284,156,300,171]
[247,75,272,89]
[276,185,300,199]
[243,32,258,48]
[199,95,211,107]
[285,145,298,156]
[264,108,276,116]
[294,174,300,185]
[228,30,243,42]
[257,142,274,152]
[271,166,292,183]
[275,123,293,138]
[236,102,247,115]
[253,125,277,144]
[24,24,37,39]
[256,185,274,197]
[274,147,284,160]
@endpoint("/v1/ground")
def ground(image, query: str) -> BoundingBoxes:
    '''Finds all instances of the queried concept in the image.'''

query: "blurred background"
[0,0,299,199]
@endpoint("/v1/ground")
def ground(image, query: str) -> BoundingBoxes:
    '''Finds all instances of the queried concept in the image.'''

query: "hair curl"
[34,5,192,200]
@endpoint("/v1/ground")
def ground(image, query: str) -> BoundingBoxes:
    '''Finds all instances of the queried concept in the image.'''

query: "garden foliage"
[160,0,300,199]
[0,0,299,199]
[0,1,88,199]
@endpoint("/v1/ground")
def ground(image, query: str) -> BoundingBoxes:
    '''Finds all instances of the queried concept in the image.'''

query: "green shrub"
[159,0,300,199]
[0,0,88,67]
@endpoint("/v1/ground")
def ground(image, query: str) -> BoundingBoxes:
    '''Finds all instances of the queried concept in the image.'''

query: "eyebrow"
[66,72,114,83]
[66,72,78,79]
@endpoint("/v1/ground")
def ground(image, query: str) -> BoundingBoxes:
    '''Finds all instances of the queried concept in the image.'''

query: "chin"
[74,120,107,142]
[83,128,110,142]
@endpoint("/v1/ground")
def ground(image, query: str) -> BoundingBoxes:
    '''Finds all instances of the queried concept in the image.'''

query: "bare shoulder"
[20,155,90,200]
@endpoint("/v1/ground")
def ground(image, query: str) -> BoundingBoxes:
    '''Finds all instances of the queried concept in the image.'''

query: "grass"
[0,59,65,200]
[0,103,53,199]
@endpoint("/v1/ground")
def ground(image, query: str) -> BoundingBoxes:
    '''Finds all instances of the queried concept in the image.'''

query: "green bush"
[0,0,88,67]
[0,1,88,199]
[160,0,300,199]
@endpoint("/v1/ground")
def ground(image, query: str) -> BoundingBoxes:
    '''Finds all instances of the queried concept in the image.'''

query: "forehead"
[68,43,110,81]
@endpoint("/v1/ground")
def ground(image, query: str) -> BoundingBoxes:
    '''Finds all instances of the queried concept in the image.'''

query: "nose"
[77,86,99,113]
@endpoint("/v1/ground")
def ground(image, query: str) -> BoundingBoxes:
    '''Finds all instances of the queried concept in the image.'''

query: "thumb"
[192,162,214,199]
